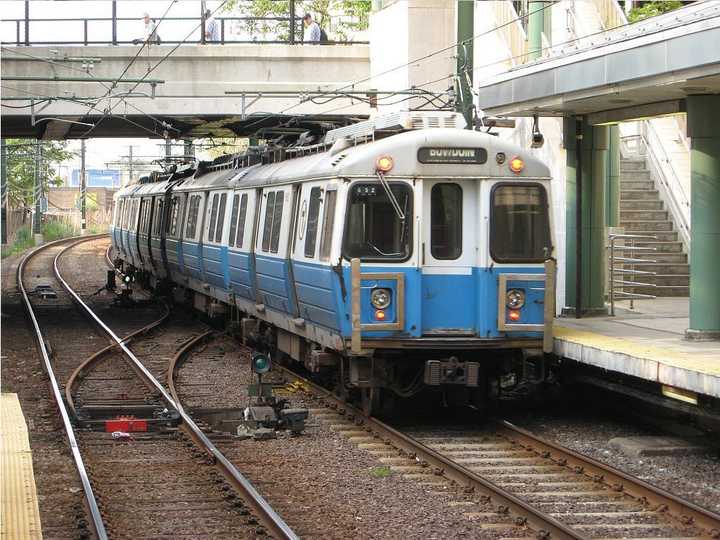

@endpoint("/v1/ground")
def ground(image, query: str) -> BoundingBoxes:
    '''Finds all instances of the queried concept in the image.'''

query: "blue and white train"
[111,112,556,415]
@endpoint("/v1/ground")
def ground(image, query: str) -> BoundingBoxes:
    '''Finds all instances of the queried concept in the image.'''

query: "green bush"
[43,220,78,242]
[1,226,35,259]
[628,1,682,23]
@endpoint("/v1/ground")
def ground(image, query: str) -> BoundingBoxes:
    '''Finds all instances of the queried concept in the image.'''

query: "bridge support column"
[563,117,608,316]
[528,1,545,61]
[685,95,720,340]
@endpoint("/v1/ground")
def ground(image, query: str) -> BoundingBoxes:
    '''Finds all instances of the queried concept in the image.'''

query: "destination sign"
[417,147,488,164]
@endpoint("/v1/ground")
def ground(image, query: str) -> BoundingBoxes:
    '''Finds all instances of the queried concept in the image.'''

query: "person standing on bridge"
[204,9,220,43]
[303,13,321,43]
[133,13,160,45]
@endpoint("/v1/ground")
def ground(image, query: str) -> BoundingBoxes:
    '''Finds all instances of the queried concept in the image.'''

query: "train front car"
[330,121,556,415]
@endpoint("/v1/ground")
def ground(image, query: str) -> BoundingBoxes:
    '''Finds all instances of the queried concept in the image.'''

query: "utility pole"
[80,139,87,234]
[33,141,43,244]
[128,145,134,185]
[1,139,7,246]
[456,0,474,128]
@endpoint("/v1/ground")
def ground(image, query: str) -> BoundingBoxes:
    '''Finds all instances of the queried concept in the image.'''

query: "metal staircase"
[618,158,690,297]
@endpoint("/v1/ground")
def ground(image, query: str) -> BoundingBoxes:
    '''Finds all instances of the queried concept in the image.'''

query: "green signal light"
[251,352,271,374]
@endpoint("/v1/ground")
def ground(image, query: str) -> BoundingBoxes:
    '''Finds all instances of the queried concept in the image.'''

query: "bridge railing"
[1,3,367,46]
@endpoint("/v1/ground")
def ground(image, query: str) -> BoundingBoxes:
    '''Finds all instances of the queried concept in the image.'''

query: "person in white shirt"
[133,13,159,44]
[204,10,220,42]
[303,13,321,43]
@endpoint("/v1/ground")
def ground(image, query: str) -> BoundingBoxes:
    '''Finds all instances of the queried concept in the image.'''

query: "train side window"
[431,183,462,260]
[319,190,336,262]
[261,192,276,252]
[215,193,227,243]
[185,195,201,240]
[207,194,219,242]
[490,184,551,263]
[153,199,163,235]
[304,187,322,258]
[115,200,122,227]
[235,194,249,248]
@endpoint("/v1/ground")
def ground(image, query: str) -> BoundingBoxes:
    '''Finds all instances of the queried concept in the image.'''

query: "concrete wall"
[1,44,371,118]
[369,0,455,113]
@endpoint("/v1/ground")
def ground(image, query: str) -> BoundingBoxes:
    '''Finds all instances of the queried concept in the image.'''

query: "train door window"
[132,199,139,230]
[166,197,179,237]
[185,195,202,240]
[228,194,240,247]
[153,199,164,235]
[319,189,336,262]
[304,187,322,258]
[261,191,275,252]
[490,184,551,263]
[207,194,219,242]
[214,193,227,243]
[122,199,129,228]
[430,183,462,260]
[115,200,123,227]
[343,183,413,261]
[261,190,284,253]
[235,194,249,248]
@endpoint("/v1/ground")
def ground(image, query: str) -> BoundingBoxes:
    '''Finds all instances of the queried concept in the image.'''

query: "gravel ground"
[504,403,720,514]
[177,337,492,539]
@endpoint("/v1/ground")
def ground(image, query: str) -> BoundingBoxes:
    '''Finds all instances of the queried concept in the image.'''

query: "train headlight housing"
[509,156,525,174]
[506,289,525,309]
[376,155,394,173]
[371,288,391,309]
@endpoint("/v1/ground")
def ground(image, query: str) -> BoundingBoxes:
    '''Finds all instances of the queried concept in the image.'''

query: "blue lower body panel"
[255,255,296,315]
[228,250,255,301]
[181,241,203,281]
[202,244,228,289]
[293,261,340,330]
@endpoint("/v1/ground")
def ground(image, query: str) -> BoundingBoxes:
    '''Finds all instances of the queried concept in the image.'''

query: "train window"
[343,183,413,261]
[235,194,249,248]
[115,200,122,227]
[431,184,462,260]
[215,193,227,243]
[153,199,163,235]
[228,195,240,247]
[270,191,284,253]
[261,192,276,252]
[207,194,219,242]
[304,187,322,258]
[490,184,551,263]
[319,190,336,262]
[185,195,201,240]
[166,197,180,237]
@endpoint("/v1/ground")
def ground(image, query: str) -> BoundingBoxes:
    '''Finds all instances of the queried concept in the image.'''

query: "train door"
[227,190,257,302]
[149,196,163,275]
[165,192,185,279]
[181,192,206,281]
[421,179,477,335]
[291,181,340,330]
[201,190,230,290]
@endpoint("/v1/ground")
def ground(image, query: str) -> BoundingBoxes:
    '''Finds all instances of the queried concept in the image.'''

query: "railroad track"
[278,366,720,539]
[18,235,298,539]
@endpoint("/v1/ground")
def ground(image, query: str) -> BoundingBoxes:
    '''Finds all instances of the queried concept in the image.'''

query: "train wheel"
[361,387,395,417]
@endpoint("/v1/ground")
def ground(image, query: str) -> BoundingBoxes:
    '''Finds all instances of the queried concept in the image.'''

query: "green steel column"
[563,118,608,315]
[456,0,474,127]
[606,125,620,228]
[686,95,720,340]
[589,125,609,312]
[528,1,545,61]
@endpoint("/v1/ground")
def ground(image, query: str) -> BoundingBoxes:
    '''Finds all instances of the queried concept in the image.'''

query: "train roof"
[116,127,551,198]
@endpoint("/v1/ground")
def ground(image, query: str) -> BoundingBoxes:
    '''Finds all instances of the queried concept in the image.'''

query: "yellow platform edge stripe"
[553,325,720,376]
[1,393,43,540]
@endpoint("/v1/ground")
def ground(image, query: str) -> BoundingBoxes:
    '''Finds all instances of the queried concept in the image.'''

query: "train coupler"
[424,357,480,386]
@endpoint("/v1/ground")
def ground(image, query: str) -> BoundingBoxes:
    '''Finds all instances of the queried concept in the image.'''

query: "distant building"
[71,169,122,188]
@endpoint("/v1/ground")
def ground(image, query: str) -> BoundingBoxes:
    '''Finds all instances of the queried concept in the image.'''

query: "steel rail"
[17,234,110,540]
[52,240,299,540]
[166,331,215,414]
[276,365,584,540]
[495,421,720,537]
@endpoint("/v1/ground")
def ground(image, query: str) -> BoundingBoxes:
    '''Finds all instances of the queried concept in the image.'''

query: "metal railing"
[620,123,691,252]
[608,233,657,316]
[1,3,367,46]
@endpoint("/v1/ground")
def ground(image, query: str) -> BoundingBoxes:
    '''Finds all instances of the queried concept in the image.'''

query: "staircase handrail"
[640,120,692,253]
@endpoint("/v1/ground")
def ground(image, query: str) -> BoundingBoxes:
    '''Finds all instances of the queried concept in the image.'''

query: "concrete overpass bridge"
[1,43,372,140]
[476,0,720,339]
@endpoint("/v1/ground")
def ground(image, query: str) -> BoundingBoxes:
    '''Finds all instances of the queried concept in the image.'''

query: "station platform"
[553,298,720,400]
[1,393,42,540]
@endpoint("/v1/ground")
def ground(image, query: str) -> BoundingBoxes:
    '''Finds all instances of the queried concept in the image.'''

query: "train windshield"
[490,184,551,263]
[343,182,412,261]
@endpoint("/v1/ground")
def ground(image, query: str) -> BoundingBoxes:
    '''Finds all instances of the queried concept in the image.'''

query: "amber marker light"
[376,155,394,173]
[508,309,521,322]
[509,156,524,174]
[375,310,387,321]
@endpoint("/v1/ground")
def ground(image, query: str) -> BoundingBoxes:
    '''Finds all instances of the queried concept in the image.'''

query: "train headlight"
[506,289,525,309]
[509,156,524,174]
[376,155,394,173]
[371,288,391,309]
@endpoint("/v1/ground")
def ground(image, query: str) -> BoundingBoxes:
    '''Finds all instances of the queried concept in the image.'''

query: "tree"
[4,139,75,221]
[628,1,683,23]
[223,0,370,41]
